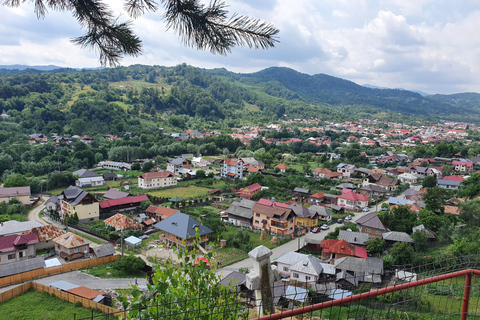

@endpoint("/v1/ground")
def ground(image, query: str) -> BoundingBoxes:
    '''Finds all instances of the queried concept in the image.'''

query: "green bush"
[112,255,146,273]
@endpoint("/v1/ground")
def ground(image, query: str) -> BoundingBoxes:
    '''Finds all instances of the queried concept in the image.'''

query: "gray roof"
[276,251,307,266]
[0,257,45,277]
[412,224,436,239]
[226,201,255,219]
[0,186,31,198]
[388,197,415,205]
[382,231,413,243]
[169,157,185,165]
[308,205,333,217]
[220,271,246,288]
[49,280,80,291]
[356,168,371,175]
[0,220,44,236]
[289,255,323,276]
[360,185,387,193]
[103,189,130,200]
[404,189,420,197]
[153,212,213,240]
[293,187,310,194]
[355,212,387,231]
[73,169,100,178]
[288,203,312,218]
[92,244,116,257]
[334,256,384,275]
[338,230,369,245]
[437,179,461,186]
[62,186,90,206]
[45,196,60,206]
[284,286,309,303]
[336,183,356,189]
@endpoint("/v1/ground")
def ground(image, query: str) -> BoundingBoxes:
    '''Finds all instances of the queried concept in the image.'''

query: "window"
[293,273,299,279]
[255,220,259,224]
[8,254,15,260]
[256,213,260,218]
[305,276,311,281]
[283,267,289,271]
[74,248,79,253]
[365,228,371,233]
[376,230,382,235]
[19,251,24,258]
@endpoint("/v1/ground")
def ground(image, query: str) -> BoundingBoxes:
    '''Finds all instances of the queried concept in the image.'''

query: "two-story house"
[289,203,318,229]
[452,160,474,173]
[320,239,367,262]
[355,212,387,238]
[0,233,38,264]
[337,163,357,178]
[239,183,263,199]
[220,158,243,179]
[59,186,99,223]
[363,174,399,194]
[0,186,31,205]
[337,191,369,210]
[167,157,190,175]
[226,199,256,227]
[53,232,89,261]
[138,171,177,189]
[252,199,294,236]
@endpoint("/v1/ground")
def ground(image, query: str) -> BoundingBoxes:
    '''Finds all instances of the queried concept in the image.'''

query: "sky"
[1,0,480,94]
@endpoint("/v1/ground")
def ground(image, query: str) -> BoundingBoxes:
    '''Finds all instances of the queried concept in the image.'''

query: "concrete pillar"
[246,245,275,316]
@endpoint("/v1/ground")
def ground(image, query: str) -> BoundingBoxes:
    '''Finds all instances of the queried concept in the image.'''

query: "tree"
[389,241,415,266]
[441,165,452,177]
[364,237,387,256]
[6,0,279,66]
[142,161,154,172]
[379,206,417,234]
[196,170,206,179]
[459,200,480,227]
[423,187,450,214]
[422,175,437,188]
[411,230,429,253]
[131,163,141,170]
[458,173,480,199]
[118,234,245,319]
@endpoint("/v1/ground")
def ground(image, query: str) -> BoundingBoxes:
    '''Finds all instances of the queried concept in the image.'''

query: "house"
[307,205,333,222]
[437,179,461,190]
[334,256,384,284]
[91,244,116,258]
[72,169,101,179]
[274,163,289,173]
[320,239,367,262]
[337,191,369,210]
[310,192,324,204]
[289,203,318,230]
[219,271,255,305]
[382,231,413,246]
[276,251,308,276]
[226,199,256,227]
[99,194,149,214]
[53,232,89,261]
[337,163,357,178]
[153,212,213,248]
[363,174,399,193]
[293,187,311,203]
[0,186,31,205]
[358,185,388,199]
[76,176,105,188]
[103,189,131,200]
[388,197,415,206]
[355,212,387,238]
[103,172,118,181]
[412,224,436,239]
[0,233,38,264]
[220,158,243,179]
[0,220,44,237]
[146,206,180,221]
[239,183,263,198]
[98,161,132,171]
[44,196,60,211]
[103,213,142,230]
[397,173,418,184]
[23,225,65,250]
[452,160,474,173]
[167,157,190,174]
[138,171,177,189]
[338,230,369,246]
[241,157,265,170]
[191,157,209,168]
[251,200,295,236]
[0,257,45,278]
[289,255,324,284]
[59,186,100,223]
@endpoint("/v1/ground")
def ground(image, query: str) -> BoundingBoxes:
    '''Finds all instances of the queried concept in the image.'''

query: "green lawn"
[146,185,212,198]
[213,247,248,266]
[0,289,104,320]
[82,260,145,278]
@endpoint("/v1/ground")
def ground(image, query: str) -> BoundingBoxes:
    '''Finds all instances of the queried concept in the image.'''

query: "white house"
[220,158,243,179]
[76,176,105,188]
[138,171,177,190]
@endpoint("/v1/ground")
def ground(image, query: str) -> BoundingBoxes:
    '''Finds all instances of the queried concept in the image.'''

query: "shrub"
[112,255,146,273]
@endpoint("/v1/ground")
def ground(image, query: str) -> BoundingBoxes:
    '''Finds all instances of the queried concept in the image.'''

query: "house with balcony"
[337,191,369,210]
[289,203,318,230]
[53,232,89,261]
[167,157,190,175]
[308,205,333,222]
[363,174,399,194]
[0,233,38,265]
[452,160,474,173]
[220,158,243,179]
[251,200,295,236]
[59,186,99,223]
[138,171,177,190]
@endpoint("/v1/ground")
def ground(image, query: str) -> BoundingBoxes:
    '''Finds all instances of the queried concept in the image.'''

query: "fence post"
[462,269,472,320]
[246,245,275,317]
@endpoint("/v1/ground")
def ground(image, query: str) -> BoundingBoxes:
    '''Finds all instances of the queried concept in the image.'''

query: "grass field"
[146,185,212,198]
[82,260,145,279]
[0,289,104,320]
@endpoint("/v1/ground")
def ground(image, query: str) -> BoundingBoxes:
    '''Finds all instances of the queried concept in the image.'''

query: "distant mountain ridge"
[0,64,104,71]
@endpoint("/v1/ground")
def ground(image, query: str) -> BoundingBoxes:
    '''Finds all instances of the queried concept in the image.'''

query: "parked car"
[362,207,369,212]
[345,215,352,220]
[337,218,344,224]
[320,224,330,230]
[312,227,320,233]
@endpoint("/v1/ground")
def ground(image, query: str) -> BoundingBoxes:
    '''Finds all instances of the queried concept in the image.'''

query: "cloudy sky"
[1,0,480,94]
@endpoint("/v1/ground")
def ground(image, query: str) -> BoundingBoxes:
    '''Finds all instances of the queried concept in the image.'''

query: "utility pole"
[121,231,124,258]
